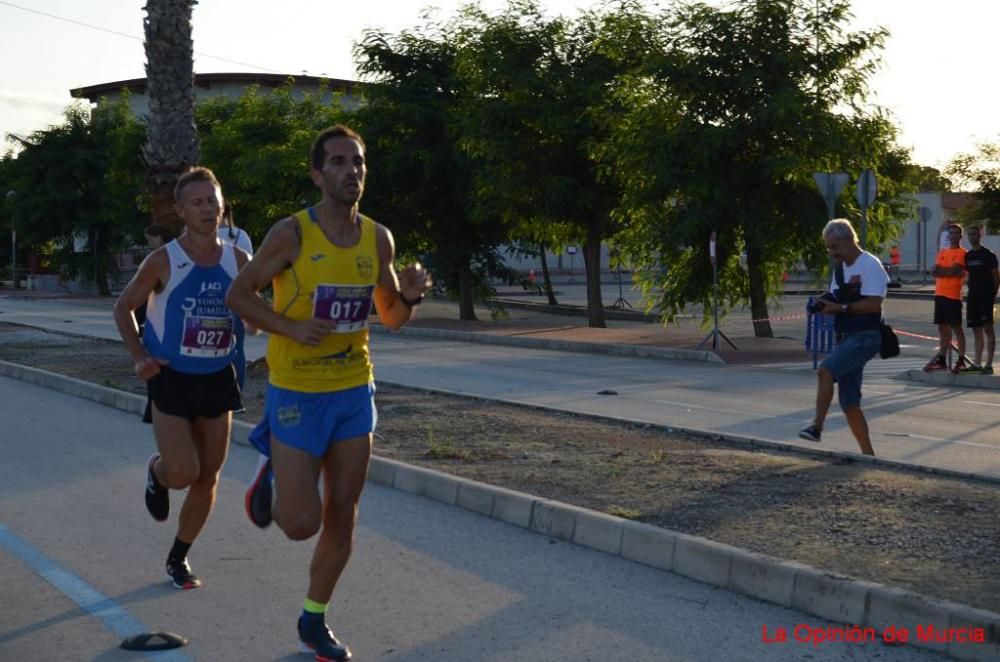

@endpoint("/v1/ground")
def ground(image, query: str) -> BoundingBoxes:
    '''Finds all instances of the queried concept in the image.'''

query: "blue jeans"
[820,328,880,410]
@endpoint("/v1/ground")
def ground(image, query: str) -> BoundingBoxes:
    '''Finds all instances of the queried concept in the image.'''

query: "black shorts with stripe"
[967,293,996,328]
[143,364,242,424]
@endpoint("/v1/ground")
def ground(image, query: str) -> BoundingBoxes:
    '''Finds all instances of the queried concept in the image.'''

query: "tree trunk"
[457,263,477,320]
[746,248,773,338]
[539,242,558,305]
[583,223,606,328]
[143,0,199,235]
[92,227,111,296]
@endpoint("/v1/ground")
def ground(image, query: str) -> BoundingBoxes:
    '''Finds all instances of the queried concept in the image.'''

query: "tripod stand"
[609,265,632,310]
[697,257,737,351]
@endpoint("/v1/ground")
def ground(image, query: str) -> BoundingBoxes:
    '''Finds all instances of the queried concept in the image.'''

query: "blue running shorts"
[248,383,376,458]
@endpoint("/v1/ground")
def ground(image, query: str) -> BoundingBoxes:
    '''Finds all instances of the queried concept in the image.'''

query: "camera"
[807,293,838,314]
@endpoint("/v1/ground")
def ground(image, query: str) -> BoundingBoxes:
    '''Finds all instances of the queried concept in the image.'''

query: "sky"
[0,0,997,171]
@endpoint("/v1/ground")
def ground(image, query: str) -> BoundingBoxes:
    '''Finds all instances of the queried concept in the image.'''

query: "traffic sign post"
[812,172,849,220]
[919,205,931,283]
[855,168,877,250]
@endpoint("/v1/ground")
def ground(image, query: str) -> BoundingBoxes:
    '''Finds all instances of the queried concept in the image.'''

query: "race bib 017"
[313,284,375,333]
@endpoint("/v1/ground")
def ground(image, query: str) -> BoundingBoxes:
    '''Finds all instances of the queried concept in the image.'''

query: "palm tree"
[142,0,199,234]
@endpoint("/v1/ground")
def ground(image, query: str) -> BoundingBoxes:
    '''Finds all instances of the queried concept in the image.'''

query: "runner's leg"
[175,413,231,543]
[271,435,324,540]
[307,434,372,604]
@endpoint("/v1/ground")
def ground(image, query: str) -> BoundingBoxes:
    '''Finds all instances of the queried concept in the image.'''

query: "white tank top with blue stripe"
[143,239,239,374]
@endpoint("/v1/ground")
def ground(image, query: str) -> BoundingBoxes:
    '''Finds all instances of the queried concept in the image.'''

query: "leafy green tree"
[599,0,907,336]
[458,0,655,327]
[907,163,953,193]
[947,143,1000,232]
[196,83,348,244]
[354,14,514,320]
[2,101,145,294]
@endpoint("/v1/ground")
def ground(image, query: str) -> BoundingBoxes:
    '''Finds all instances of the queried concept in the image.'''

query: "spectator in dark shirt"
[962,225,999,374]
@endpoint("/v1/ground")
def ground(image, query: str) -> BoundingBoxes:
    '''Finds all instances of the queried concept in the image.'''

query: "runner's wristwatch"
[400,291,425,308]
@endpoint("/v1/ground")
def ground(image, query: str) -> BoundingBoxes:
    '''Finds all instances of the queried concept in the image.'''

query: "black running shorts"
[143,364,242,424]
[933,295,962,326]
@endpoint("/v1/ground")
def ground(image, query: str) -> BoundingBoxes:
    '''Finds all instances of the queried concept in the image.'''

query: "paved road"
[2,296,996,480]
[0,377,946,661]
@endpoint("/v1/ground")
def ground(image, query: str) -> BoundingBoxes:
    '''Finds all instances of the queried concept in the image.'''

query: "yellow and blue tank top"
[267,208,380,393]
[143,240,239,374]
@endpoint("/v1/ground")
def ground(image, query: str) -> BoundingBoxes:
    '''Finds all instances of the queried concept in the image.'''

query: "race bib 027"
[180,315,234,357]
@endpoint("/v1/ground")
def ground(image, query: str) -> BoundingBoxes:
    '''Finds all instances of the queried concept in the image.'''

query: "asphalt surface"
[2,290,996,660]
[0,376,946,661]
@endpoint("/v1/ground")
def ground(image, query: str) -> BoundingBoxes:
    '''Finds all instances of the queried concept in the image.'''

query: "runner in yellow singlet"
[226,125,431,662]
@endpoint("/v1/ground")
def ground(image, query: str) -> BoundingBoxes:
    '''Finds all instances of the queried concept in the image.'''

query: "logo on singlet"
[356,256,373,279]
[319,345,353,360]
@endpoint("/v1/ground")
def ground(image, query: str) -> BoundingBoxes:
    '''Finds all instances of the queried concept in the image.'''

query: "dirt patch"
[1,321,998,613]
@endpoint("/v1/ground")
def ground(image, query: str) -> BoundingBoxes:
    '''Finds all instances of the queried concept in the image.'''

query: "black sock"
[167,538,192,565]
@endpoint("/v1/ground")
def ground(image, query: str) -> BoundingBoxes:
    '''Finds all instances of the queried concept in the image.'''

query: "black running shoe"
[245,456,273,528]
[798,425,822,442]
[145,454,169,522]
[165,557,201,590]
[298,616,352,662]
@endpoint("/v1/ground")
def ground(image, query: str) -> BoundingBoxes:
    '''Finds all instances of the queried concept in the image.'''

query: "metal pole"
[859,207,867,250]
[712,260,720,351]
[921,214,928,284]
[6,190,15,289]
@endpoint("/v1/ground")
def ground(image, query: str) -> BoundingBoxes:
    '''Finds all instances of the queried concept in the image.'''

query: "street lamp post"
[5,190,15,289]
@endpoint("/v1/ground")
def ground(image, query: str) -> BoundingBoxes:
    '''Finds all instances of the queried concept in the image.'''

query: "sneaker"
[245,456,273,528]
[798,425,822,442]
[298,616,352,662]
[951,357,969,375]
[145,454,169,522]
[923,356,948,372]
[959,363,983,374]
[984,366,994,375]
[165,557,201,590]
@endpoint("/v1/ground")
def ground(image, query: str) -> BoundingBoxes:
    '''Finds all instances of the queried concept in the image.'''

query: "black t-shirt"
[965,246,998,298]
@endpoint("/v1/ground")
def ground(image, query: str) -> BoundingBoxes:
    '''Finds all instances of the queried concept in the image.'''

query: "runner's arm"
[112,250,169,378]
[371,223,432,331]
[232,246,259,336]
[225,218,331,346]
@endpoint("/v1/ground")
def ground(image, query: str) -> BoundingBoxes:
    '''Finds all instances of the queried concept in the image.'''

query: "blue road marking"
[0,525,192,661]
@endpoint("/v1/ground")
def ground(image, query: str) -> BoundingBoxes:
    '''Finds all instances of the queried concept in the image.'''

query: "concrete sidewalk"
[0,285,825,365]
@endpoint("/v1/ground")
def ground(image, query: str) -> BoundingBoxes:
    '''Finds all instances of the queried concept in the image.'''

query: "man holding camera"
[799,219,889,456]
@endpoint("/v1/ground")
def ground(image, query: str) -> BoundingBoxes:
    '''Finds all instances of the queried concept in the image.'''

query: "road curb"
[2,359,998,660]
[371,324,725,364]
[904,369,1000,390]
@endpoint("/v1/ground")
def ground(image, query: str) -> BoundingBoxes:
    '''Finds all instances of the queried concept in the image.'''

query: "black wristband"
[400,291,424,308]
